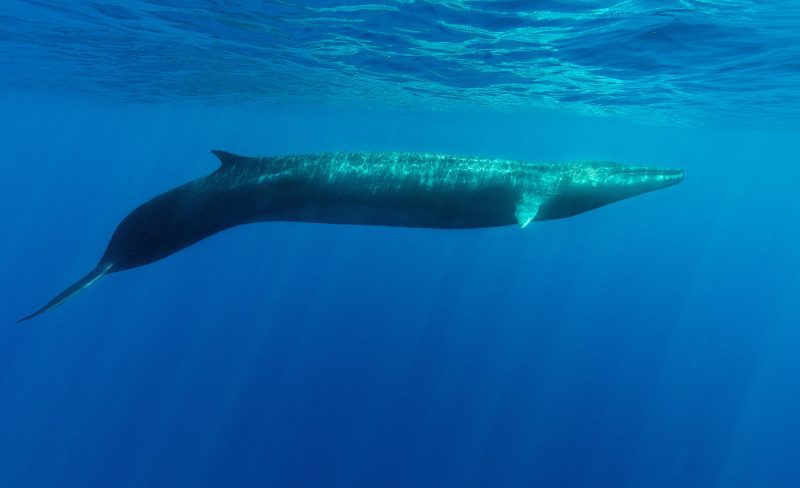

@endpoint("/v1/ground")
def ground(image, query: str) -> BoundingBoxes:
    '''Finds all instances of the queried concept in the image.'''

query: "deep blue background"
[2,93,800,487]
[2,1,800,485]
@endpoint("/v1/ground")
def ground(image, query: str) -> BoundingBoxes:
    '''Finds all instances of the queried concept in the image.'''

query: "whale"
[20,151,684,321]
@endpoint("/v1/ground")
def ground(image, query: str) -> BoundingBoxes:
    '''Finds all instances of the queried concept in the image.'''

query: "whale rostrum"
[20,151,684,321]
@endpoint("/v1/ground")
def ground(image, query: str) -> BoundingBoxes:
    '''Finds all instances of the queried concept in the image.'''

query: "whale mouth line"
[613,167,684,176]
[611,168,685,182]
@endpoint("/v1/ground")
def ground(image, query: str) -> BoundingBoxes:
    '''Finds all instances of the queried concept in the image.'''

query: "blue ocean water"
[2,1,800,487]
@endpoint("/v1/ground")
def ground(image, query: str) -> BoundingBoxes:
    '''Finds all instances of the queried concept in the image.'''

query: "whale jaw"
[609,166,685,194]
[535,164,685,221]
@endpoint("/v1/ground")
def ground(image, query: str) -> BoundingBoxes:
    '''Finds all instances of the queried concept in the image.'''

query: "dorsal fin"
[211,149,249,168]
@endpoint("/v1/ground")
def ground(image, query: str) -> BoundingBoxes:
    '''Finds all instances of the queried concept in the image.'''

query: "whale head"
[537,162,684,220]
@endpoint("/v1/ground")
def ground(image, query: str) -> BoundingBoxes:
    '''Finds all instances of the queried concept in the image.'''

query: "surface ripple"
[2,0,798,125]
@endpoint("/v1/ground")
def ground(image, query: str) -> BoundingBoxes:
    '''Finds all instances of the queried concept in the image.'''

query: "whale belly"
[260,184,519,229]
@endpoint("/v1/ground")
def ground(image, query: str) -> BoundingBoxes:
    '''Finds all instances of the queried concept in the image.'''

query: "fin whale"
[20,151,684,321]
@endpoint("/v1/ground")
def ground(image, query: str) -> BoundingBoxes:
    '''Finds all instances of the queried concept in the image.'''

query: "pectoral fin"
[515,196,542,229]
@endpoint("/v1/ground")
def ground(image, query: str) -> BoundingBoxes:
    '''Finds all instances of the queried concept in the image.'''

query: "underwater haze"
[2,1,800,487]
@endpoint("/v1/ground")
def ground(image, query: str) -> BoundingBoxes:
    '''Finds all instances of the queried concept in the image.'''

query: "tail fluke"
[18,263,113,322]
